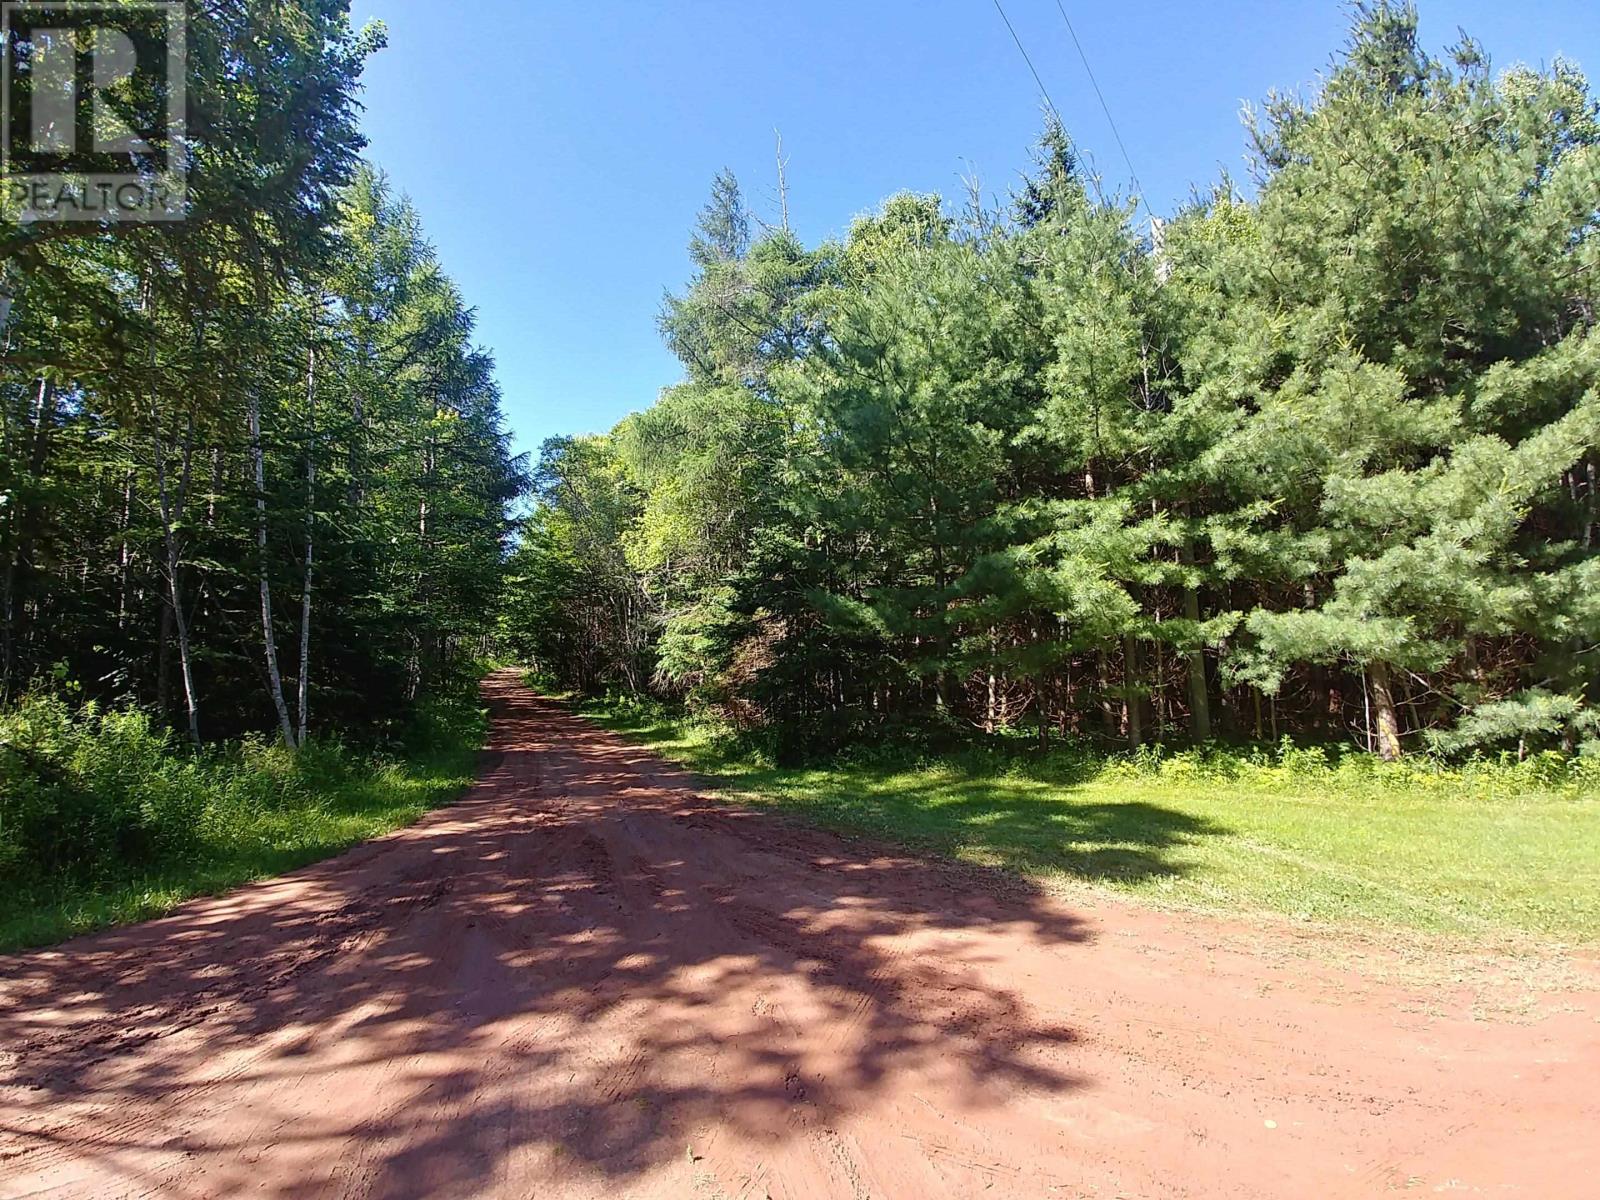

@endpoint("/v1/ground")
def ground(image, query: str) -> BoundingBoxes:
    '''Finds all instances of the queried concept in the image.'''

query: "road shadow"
[0,671,1221,1197]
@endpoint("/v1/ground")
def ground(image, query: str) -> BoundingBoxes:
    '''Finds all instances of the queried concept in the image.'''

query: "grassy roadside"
[0,697,486,954]
[575,694,1600,944]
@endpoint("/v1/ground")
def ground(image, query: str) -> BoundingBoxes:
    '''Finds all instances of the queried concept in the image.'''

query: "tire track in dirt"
[1,669,1597,1199]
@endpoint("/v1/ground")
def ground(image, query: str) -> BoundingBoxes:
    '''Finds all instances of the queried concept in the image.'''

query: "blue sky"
[345,1,1600,463]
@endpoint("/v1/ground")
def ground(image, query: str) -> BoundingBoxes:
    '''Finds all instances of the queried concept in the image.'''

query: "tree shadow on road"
[0,673,1225,1198]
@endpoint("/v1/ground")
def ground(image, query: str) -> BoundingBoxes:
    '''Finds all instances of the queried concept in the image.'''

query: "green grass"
[577,697,1600,943]
[0,701,485,954]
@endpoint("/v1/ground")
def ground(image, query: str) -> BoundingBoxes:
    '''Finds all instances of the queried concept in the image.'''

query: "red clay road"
[3,671,1598,1198]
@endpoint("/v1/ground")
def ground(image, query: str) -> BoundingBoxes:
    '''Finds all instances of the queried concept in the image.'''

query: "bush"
[584,689,1600,806]
[0,688,487,896]
[0,697,219,879]
[1078,736,1598,802]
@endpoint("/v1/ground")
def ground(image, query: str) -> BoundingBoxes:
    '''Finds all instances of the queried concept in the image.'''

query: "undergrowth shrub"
[576,690,1600,804]
[1057,736,1599,800]
[0,697,209,877]
[1,688,487,893]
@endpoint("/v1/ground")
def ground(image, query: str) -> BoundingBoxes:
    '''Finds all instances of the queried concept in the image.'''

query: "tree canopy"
[0,1,524,746]
[503,3,1600,763]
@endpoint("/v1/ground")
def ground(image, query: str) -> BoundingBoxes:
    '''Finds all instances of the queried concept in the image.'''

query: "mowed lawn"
[580,701,1600,943]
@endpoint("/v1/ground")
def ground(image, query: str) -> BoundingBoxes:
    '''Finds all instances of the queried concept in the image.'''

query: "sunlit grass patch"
[576,695,1600,942]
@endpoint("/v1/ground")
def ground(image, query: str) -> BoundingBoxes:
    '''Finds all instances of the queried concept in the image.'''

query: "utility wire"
[991,0,1063,125]
[1052,0,1157,221]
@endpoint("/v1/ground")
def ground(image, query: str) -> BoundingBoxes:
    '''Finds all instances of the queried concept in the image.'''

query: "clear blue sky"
[345,0,1599,462]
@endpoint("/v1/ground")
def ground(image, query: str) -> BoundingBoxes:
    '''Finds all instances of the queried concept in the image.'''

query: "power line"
[1052,0,1156,221]
[990,0,1062,125]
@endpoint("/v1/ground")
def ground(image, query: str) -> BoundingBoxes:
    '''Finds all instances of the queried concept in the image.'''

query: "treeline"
[503,4,1600,763]
[0,1,523,746]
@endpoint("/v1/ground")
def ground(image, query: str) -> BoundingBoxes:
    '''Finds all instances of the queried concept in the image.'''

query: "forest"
[0,0,521,942]
[503,4,1600,767]
[2,1,1598,948]
[1,7,1597,1194]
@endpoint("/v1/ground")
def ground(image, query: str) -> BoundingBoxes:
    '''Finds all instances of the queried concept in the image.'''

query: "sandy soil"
[2,669,1597,1199]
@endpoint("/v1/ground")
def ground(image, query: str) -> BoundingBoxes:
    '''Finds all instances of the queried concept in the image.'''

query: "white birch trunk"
[297,345,316,745]
[249,391,298,748]
[152,409,201,747]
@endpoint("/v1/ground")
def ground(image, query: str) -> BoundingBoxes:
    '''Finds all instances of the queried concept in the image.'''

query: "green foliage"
[4,83,512,934]
[508,2,1600,767]
[0,4,523,748]
[0,696,205,876]
[1429,690,1600,757]
[0,688,486,951]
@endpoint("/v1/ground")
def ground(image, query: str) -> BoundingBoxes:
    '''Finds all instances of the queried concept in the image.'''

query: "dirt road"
[2,671,1597,1198]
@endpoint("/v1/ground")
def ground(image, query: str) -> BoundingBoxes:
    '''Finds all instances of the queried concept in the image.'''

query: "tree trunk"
[1586,459,1597,550]
[348,350,367,508]
[1123,635,1144,748]
[116,467,135,630]
[249,391,298,748]
[2,377,58,699]
[152,410,201,747]
[410,399,436,701]
[296,344,317,745]
[156,600,173,713]
[1152,631,1166,736]
[1096,648,1116,740]
[984,626,999,732]
[1180,542,1211,742]
[1368,659,1402,761]
[1184,637,1210,741]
